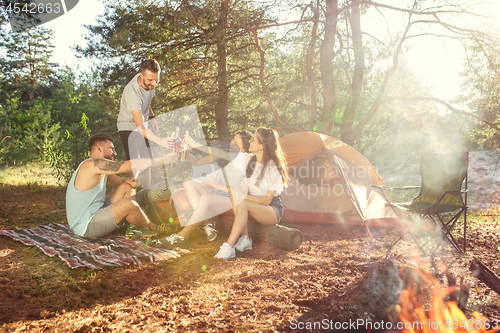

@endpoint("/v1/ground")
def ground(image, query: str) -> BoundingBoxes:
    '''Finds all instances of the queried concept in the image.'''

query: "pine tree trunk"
[341,0,364,146]
[215,0,230,141]
[319,0,338,134]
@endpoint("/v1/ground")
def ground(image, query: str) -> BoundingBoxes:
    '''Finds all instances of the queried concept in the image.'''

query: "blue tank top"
[66,159,108,236]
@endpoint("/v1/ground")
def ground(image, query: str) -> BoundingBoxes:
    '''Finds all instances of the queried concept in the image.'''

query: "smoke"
[371,122,469,189]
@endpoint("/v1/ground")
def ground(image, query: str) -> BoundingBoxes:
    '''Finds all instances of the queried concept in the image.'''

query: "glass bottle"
[181,131,189,161]
[175,127,182,154]
[170,130,176,167]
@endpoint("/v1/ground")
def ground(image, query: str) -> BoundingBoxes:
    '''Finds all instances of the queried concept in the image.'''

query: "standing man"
[117,59,171,185]
[66,133,178,238]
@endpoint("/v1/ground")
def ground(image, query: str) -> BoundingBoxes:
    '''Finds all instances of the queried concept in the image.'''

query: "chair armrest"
[390,186,421,190]
[372,184,421,208]
[372,185,413,212]
[372,185,420,191]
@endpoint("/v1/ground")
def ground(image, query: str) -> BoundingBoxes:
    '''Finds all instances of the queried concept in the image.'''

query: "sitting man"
[66,133,177,238]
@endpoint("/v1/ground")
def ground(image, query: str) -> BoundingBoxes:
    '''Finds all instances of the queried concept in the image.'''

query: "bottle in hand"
[181,131,189,161]
[170,130,176,167]
[174,127,182,153]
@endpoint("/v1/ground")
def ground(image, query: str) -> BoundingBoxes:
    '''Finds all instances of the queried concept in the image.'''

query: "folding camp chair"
[374,152,469,256]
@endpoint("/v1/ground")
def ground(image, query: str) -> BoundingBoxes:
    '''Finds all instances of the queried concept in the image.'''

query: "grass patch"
[0,163,58,187]
[467,209,500,225]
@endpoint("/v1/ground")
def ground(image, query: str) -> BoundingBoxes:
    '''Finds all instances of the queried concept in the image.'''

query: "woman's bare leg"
[183,177,212,208]
[226,201,277,247]
[177,195,233,239]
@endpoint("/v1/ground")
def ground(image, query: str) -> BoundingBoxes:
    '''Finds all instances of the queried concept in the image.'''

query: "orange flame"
[397,266,498,333]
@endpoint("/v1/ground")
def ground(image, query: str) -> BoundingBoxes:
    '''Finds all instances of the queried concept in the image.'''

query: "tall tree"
[0,26,57,103]
[274,0,499,145]
[0,26,60,163]
[78,0,277,140]
[78,0,499,149]
[0,25,111,170]
[215,0,230,140]
[319,0,339,134]
[459,33,500,151]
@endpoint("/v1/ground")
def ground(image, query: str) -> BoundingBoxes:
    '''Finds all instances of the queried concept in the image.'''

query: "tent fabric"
[279,132,396,226]
[160,132,396,227]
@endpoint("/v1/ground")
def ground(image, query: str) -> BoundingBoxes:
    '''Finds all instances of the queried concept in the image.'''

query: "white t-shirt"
[193,152,251,188]
[117,73,154,132]
[246,160,284,197]
[218,152,252,189]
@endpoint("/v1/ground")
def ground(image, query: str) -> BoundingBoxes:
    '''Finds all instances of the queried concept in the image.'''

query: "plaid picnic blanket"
[0,223,189,269]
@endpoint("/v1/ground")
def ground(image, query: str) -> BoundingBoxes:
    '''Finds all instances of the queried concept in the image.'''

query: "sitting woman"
[160,130,253,246]
[215,127,288,260]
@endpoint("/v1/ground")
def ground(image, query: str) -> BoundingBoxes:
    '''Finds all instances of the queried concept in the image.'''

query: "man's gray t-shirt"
[117,73,154,132]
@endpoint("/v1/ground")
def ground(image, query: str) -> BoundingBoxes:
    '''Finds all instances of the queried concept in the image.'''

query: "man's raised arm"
[184,134,233,162]
[132,110,171,148]
[92,159,129,174]
[90,153,178,176]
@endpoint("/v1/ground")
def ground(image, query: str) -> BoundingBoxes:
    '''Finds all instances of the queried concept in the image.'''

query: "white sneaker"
[234,235,252,252]
[203,220,218,242]
[214,242,235,260]
[159,233,185,246]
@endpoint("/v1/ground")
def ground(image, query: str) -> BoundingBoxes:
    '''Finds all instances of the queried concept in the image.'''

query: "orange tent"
[279,132,396,226]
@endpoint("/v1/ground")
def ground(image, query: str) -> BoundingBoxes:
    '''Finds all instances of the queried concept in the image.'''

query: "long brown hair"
[217,130,253,168]
[233,130,252,152]
[246,127,288,186]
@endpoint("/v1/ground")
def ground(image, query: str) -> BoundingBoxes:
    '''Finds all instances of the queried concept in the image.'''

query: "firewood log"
[470,258,500,296]
[216,215,303,251]
[149,201,303,250]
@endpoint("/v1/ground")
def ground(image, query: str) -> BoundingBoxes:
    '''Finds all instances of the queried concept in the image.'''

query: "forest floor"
[0,153,500,332]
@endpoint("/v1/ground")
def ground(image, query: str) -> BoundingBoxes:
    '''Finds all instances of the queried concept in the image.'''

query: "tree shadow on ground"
[0,230,225,324]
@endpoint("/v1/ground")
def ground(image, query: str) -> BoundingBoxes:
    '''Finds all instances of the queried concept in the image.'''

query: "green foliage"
[0,26,57,103]
[452,21,500,152]
[46,113,91,185]
[0,26,115,183]
[81,269,98,279]
[1,0,496,181]
[464,70,500,151]
[77,0,280,139]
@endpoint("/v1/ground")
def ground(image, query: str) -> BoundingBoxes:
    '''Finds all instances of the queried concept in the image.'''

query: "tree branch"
[359,0,492,19]
[386,95,500,133]
[231,24,301,132]
[347,0,417,144]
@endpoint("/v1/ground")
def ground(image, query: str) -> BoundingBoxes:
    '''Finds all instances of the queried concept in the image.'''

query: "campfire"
[397,264,498,333]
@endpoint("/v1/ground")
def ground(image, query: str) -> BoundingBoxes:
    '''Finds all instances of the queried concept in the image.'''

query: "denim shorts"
[212,189,230,197]
[269,195,284,223]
